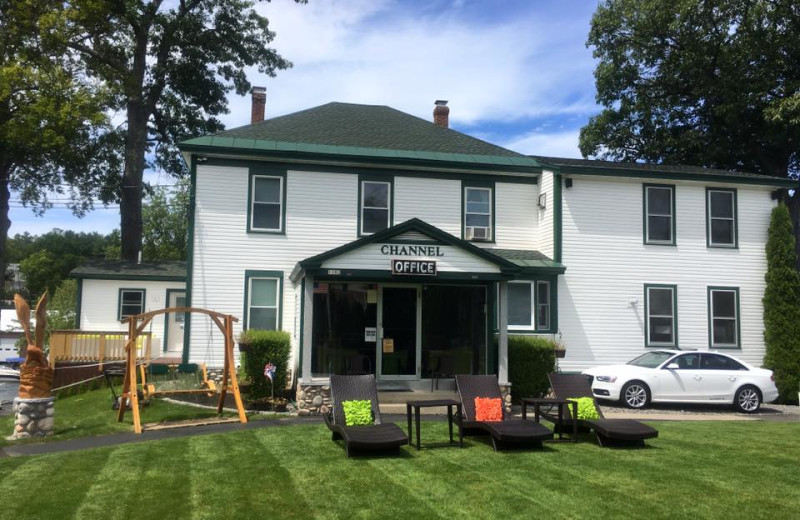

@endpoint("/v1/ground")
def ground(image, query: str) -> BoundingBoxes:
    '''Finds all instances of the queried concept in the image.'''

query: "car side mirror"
[665,363,680,370]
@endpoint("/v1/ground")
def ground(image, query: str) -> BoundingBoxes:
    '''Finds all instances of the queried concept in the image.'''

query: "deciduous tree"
[48,0,302,261]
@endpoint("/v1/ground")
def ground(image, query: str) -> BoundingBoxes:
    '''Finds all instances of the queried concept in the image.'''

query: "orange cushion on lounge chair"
[474,397,503,422]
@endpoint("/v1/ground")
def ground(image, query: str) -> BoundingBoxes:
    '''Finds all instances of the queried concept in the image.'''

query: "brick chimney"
[250,86,267,124]
[433,100,449,128]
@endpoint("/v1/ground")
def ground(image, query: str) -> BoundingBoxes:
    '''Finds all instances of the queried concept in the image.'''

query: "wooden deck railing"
[49,330,153,369]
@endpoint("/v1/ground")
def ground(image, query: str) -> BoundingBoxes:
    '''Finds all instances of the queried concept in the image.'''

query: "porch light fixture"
[628,297,639,308]
[538,193,547,209]
[565,178,573,188]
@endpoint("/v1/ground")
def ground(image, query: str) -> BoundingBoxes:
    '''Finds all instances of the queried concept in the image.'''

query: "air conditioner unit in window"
[466,226,491,241]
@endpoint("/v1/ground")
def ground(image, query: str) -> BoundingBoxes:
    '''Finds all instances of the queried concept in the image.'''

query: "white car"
[582,350,779,413]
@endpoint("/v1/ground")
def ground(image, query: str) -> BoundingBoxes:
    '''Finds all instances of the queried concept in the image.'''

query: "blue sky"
[11,0,601,236]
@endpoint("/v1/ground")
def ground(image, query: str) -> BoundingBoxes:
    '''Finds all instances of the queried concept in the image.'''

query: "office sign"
[391,259,437,276]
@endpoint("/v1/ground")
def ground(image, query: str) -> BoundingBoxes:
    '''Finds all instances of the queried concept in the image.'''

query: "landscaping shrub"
[508,335,557,403]
[763,204,800,403]
[238,329,291,400]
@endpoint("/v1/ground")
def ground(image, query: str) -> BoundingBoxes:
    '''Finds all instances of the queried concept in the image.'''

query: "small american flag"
[264,362,276,381]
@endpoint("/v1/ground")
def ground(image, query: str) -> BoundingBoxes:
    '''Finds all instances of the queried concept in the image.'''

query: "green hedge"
[508,335,557,404]
[238,329,291,400]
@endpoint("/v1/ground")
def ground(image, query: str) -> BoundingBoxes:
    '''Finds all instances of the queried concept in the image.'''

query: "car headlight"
[595,376,617,383]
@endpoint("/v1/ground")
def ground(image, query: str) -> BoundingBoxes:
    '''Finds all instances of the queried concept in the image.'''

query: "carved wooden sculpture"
[14,293,54,398]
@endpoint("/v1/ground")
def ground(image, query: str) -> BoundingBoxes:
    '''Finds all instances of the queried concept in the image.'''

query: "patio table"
[405,399,463,450]
[521,397,579,442]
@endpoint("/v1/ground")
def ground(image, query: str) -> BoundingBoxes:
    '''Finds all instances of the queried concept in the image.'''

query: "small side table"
[406,399,463,450]
[522,398,579,443]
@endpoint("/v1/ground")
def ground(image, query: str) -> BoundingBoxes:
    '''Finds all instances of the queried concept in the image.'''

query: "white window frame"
[707,189,737,247]
[644,185,675,245]
[645,285,677,347]
[536,281,551,331]
[464,186,493,241]
[508,281,534,330]
[250,175,284,232]
[248,277,280,330]
[360,180,391,235]
[119,289,145,320]
[709,288,739,348]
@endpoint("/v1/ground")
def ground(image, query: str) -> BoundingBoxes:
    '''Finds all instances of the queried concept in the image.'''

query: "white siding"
[558,175,774,370]
[394,177,461,234]
[79,279,185,353]
[189,166,357,368]
[536,169,555,257]
[493,182,538,249]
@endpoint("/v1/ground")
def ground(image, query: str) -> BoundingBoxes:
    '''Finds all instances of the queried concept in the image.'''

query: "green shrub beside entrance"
[238,329,291,400]
[508,335,557,403]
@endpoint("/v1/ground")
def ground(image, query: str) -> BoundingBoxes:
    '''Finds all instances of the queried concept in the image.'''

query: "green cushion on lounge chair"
[342,400,373,426]
[568,397,600,420]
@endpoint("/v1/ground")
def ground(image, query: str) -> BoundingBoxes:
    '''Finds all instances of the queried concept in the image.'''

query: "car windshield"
[627,351,674,368]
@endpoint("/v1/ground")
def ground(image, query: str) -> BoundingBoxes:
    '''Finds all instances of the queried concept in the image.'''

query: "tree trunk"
[0,161,11,299]
[120,102,147,261]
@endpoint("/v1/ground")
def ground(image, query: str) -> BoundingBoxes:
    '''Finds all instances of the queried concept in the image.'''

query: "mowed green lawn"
[0,419,798,520]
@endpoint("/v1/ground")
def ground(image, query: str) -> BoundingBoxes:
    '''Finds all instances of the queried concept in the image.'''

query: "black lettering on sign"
[379,244,445,257]
[391,259,437,276]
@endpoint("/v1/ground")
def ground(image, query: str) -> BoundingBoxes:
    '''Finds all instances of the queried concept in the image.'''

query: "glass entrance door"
[378,286,419,379]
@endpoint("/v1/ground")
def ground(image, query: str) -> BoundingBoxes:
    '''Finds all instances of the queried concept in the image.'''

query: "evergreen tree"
[763,204,800,402]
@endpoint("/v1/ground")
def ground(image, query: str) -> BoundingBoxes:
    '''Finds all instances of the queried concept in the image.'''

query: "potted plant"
[236,331,252,354]
[553,336,567,358]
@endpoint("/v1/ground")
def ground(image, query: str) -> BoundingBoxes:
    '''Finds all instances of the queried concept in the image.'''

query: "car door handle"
[728,377,736,382]
[693,376,702,381]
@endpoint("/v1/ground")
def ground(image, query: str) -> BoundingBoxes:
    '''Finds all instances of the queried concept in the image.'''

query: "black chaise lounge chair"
[455,375,554,451]
[323,374,408,458]
[545,373,659,447]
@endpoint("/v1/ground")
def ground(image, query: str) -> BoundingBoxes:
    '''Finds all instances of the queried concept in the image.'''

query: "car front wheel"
[734,386,761,413]
[621,381,650,409]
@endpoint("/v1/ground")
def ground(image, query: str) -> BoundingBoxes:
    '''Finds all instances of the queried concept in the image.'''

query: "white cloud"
[502,128,583,158]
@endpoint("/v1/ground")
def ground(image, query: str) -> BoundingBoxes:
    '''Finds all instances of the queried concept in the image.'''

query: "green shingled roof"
[180,102,540,169]
[488,249,566,272]
[532,155,796,188]
[71,261,187,281]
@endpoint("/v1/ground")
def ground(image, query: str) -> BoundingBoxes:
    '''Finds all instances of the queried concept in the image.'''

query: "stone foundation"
[9,397,55,440]
[207,368,226,385]
[296,383,331,416]
[499,384,512,414]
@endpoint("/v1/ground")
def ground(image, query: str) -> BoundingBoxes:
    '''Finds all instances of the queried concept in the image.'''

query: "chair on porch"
[544,373,658,447]
[323,374,408,458]
[455,375,553,451]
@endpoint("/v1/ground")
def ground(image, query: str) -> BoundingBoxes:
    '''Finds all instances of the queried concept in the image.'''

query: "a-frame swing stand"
[116,307,248,434]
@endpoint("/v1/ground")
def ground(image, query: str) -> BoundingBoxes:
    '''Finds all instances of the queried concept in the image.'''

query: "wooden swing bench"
[116,307,248,434]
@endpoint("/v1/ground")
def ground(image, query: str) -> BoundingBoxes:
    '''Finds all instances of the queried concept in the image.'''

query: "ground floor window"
[708,287,740,348]
[244,270,283,330]
[118,289,145,319]
[507,279,555,332]
[644,284,677,347]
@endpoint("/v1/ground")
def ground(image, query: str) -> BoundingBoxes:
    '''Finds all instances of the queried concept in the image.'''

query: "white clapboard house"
[74,93,793,408]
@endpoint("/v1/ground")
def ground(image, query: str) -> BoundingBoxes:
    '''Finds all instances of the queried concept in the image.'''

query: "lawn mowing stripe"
[72,435,194,520]
[252,423,448,520]
[186,428,318,520]
[0,446,115,520]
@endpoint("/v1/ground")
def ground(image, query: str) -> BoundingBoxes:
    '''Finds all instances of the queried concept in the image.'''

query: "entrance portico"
[291,219,565,405]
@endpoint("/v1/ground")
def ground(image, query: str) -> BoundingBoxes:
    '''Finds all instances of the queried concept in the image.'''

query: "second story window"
[360,180,391,235]
[249,174,284,233]
[644,184,675,245]
[707,188,737,248]
[464,186,493,241]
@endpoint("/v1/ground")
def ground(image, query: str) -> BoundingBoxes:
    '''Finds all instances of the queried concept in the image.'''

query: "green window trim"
[247,168,287,234]
[643,284,678,348]
[707,286,741,349]
[706,188,738,248]
[643,184,676,246]
[357,174,394,237]
[118,288,146,321]
[243,270,284,330]
[461,180,496,243]
[506,277,558,334]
